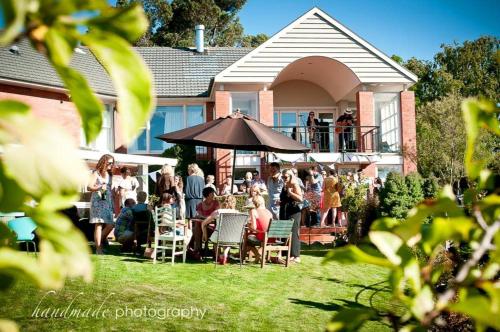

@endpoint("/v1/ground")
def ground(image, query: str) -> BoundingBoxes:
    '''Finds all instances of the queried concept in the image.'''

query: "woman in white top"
[118,166,139,207]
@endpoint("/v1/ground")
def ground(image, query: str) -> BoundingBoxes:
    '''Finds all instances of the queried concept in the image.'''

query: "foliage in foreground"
[324,99,500,331]
[0,0,154,330]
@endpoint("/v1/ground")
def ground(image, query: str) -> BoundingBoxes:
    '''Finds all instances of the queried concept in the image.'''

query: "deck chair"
[260,219,295,268]
[153,206,190,265]
[209,213,248,268]
[7,217,38,256]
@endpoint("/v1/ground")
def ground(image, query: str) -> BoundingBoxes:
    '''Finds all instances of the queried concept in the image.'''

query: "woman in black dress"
[279,169,304,263]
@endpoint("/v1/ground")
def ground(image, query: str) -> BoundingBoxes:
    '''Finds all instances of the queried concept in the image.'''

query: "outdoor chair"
[153,206,191,265]
[132,209,153,254]
[209,213,248,268]
[7,217,38,255]
[256,219,294,268]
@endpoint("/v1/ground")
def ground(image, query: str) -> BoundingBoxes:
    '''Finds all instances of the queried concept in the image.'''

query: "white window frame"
[230,92,259,120]
[129,104,206,154]
[80,104,114,152]
[373,93,402,153]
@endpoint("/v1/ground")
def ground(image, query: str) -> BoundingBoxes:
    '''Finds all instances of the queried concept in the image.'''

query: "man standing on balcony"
[336,109,354,151]
[266,162,284,220]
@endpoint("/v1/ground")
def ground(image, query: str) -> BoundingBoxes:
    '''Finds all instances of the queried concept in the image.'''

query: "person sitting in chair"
[201,195,239,264]
[245,195,273,263]
[114,198,136,252]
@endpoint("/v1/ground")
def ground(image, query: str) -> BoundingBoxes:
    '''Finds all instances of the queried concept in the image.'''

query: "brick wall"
[214,91,232,186]
[355,91,374,152]
[400,91,417,174]
[259,90,274,180]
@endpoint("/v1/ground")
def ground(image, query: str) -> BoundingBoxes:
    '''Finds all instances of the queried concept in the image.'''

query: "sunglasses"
[107,161,114,166]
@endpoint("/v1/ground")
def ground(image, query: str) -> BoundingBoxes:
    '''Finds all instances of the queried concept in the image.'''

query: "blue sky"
[237,0,500,60]
[1,0,498,61]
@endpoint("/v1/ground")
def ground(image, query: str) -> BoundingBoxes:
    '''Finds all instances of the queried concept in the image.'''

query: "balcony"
[271,125,382,153]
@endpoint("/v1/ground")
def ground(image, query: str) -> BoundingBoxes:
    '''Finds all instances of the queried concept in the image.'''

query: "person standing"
[88,154,115,255]
[205,175,217,191]
[185,163,205,219]
[173,175,186,220]
[336,109,354,151]
[320,169,342,227]
[155,164,175,199]
[307,111,320,152]
[266,162,284,220]
[118,166,139,208]
[279,169,303,263]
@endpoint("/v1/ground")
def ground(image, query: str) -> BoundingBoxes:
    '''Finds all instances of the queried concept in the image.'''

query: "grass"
[0,244,396,331]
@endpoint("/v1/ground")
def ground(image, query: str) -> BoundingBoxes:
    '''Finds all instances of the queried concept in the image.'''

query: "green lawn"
[1,245,395,331]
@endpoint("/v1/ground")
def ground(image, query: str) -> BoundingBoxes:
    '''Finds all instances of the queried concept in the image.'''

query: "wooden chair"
[152,206,190,265]
[258,219,295,268]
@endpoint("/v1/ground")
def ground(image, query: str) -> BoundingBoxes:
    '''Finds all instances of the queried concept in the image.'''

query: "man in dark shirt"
[336,109,354,151]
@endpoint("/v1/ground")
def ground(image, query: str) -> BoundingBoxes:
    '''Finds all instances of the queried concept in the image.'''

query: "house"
[0,7,417,188]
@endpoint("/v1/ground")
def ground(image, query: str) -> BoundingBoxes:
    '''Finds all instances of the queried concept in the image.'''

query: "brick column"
[400,91,417,174]
[355,91,374,152]
[214,91,232,187]
[259,90,274,178]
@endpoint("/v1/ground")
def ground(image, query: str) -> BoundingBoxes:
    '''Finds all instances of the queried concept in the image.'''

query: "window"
[231,92,258,120]
[374,93,401,153]
[377,164,403,180]
[129,105,205,153]
[80,104,113,151]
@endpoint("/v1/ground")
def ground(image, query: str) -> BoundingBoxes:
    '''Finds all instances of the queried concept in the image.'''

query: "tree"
[324,98,500,332]
[120,0,249,47]
[240,33,269,47]
[0,1,153,330]
[404,37,499,106]
[379,172,410,219]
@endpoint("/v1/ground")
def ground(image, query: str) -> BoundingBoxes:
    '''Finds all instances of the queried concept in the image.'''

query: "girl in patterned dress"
[88,154,115,254]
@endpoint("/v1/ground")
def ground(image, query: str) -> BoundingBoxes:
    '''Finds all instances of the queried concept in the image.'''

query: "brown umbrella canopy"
[156,112,310,153]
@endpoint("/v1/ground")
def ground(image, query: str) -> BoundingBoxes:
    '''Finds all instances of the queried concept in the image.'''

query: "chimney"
[195,25,205,53]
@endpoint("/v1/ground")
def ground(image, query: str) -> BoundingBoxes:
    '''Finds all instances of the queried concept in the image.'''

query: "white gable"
[215,7,417,84]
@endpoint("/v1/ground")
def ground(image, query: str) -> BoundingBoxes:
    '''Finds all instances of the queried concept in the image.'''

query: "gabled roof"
[215,7,418,84]
[135,47,251,98]
[0,38,115,96]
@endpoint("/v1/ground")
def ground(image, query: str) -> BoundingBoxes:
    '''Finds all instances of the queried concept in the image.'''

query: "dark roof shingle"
[0,39,252,98]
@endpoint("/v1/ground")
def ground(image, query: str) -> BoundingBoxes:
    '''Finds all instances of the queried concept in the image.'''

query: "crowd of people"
[87,154,380,262]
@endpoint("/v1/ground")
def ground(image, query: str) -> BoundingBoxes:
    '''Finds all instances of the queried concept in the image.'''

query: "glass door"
[317,111,335,152]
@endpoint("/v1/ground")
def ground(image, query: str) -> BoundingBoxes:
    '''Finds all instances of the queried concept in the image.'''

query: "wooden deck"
[299,226,347,245]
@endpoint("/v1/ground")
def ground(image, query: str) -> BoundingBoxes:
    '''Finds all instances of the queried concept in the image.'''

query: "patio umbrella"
[156,111,309,181]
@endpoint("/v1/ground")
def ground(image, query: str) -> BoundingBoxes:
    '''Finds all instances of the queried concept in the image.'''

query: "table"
[0,212,25,223]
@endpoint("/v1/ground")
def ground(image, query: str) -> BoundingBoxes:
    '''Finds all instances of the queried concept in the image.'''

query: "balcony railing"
[272,125,381,153]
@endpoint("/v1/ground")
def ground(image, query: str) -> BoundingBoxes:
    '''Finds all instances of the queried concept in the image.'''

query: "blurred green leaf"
[369,231,403,265]
[0,246,63,289]
[0,318,18,332]
[1,111,88,200]
[0,0,32,45]
[53,65,104,143]
[29,209,92,282]
[0,222,16,248]
[45,27,76,67]
[323,245,393,268]
[87,3,148,42]
[411,285,434,321]
[462,98,499,179]
[450,291,500,331]
[0,164,28,212]
[327,308,377,332]
[421,217,474,254]
[81,31,154,143]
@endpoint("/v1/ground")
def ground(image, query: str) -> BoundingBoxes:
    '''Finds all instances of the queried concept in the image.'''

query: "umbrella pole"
[232,148,237,193]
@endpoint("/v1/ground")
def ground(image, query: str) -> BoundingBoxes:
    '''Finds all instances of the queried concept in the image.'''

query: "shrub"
[379,172,410,219]
[405,172,424,207]
[423,175,440,199]
[341,183,370,244]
